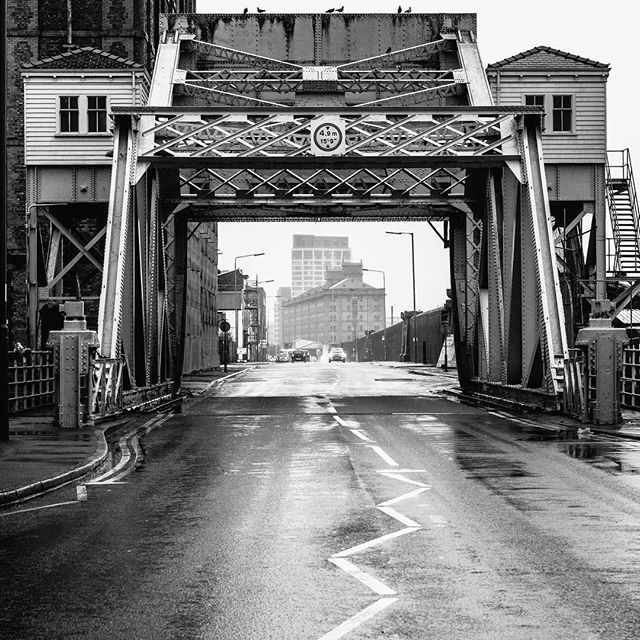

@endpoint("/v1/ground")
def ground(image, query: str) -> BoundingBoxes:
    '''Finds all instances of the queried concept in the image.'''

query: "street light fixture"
[233,253,265,361]
[363,267,387,361]
[385,231,417,363]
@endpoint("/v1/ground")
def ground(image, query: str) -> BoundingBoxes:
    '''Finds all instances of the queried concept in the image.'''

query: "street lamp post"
[363,267,386,362]
[386,231,417,363]
[233,253,264,362]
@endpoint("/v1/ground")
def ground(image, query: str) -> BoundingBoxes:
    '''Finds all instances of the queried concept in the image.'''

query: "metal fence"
[563,349,586,421]
[8,349,56,414]
[621,342,640,410]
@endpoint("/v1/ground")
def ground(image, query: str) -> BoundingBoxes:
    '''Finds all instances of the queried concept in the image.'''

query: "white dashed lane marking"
[370,445,398,467]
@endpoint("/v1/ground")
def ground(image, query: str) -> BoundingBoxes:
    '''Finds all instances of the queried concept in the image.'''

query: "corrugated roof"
[487,46,609,70]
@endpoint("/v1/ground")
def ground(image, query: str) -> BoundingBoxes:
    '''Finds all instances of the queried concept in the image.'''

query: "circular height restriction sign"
[219,320,231,333]
[310,116,346,156]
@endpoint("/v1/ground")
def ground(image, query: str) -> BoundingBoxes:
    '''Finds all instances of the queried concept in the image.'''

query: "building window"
[87,96,108,132]
[524,94,545,108]
[59,96,79,132]
[59,95,108,134]
[552,95,572,132]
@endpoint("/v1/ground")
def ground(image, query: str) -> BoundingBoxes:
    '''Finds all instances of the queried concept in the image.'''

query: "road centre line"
[333,416,348,427]
[332,526,419,558]
[329,557,396,596]
[377,469,426,473]
[377,506,422,528]
[370,445,399,467]
[378,486,430,506]
[327,406,337,414]
[378,472,430,487]
[317,597,398,640]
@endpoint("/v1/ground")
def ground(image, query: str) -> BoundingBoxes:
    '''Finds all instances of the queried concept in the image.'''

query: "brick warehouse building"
[6,1,221,374]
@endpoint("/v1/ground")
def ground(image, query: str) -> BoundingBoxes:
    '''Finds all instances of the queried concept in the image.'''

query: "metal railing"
[606,149,640,275]
[563,349,587,421]
[621,341,640,410]
[8,349,56,414]
[88,355,175,423]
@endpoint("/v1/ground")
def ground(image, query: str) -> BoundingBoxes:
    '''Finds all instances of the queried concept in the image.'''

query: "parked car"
[328,347,346,362]
[290,349,310,362]
[276,351,291,362]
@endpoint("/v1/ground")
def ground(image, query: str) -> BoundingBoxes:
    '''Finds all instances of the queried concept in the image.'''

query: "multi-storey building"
[271,286,291,350]
[282,263,385,347]
[291,235,351,298]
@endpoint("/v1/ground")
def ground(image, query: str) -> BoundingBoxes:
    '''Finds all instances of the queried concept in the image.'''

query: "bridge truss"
[97,21,572,406]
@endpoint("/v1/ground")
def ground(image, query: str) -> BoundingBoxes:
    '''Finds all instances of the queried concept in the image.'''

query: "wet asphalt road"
[3,362,640,639]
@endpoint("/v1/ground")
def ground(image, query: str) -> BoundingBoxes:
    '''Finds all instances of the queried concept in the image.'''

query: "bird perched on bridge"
[257,7,266,12]
[385,46,392,54]
[326,7,335,12]
[336,5,344,11]
[243,7,249,13]
[397,5,402,13]
[405,6,412,12]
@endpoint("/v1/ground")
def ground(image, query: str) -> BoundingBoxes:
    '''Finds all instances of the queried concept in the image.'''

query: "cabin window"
[524,94,545,108]
[58,95,109,134]
[59,96,79,132]
[552,95,573,132]
[87,96,108,132]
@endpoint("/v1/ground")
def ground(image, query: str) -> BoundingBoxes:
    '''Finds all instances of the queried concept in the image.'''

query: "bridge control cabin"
[487,47,611,340]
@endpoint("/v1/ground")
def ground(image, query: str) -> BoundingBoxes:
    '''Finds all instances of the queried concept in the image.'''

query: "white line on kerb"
[329,557,396,596]
[332,527,419,558]
[377,506,421,528]
[0,500,78,517]
[378,486,430,507]
[317,598,398,640]
[370,446,398,467]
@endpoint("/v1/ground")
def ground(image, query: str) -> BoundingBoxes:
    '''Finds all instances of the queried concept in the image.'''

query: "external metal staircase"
[607,149,640,277]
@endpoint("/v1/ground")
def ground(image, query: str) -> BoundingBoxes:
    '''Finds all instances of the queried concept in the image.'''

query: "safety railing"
[8,349,56,414]
[88,356,126,420]
[563,349,587,421]
[621,341,640,410]
[88,355,175,423]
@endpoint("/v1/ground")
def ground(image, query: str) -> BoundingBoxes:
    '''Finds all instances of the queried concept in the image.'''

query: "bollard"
[575,301,629,425]
[47,301,100,428]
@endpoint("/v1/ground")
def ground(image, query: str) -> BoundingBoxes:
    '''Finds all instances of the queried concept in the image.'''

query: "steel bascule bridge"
[92,12,625,423]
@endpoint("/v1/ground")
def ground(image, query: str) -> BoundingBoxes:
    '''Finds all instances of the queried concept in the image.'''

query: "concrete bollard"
[47,301,100,428]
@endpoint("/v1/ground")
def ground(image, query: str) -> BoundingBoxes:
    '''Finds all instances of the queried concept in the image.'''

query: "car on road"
[328,347,346,362]
[276,351,291,362]
[290,349,310,362]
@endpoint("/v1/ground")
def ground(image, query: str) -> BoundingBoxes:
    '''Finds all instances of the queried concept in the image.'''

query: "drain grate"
[375,377,416,382]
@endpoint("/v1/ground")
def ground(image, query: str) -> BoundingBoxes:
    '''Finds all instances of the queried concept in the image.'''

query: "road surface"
[2,362,640,639]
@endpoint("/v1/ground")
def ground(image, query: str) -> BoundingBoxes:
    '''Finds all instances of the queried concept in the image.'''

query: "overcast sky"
[196,1,637,319]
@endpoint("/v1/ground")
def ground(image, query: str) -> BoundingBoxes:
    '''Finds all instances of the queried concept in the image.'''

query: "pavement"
[3,360,640,509]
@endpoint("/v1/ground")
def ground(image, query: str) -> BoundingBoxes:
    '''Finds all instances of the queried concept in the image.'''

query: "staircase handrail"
[606,149,640,275]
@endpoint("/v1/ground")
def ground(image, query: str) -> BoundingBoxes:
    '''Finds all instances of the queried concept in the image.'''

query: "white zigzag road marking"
[320,415,428,639]
[370,445,399,466]
[329,558,396,596]
[349,428,371,441]
[377,506,421,528]
[332,527,419,558]
[379,472,429,487]
[317,598,398,640]
[378,486,430,506]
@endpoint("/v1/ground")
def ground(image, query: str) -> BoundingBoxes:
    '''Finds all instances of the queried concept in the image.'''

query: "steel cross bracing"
[173,37,465,108]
